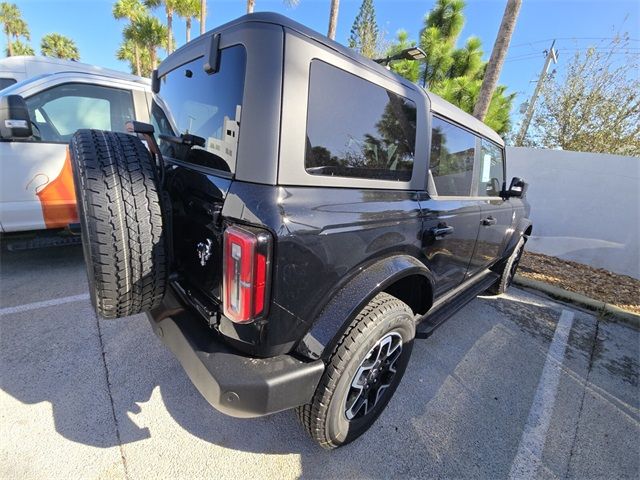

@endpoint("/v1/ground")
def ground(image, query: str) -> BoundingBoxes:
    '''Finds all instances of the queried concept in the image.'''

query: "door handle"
[481,216,497,226]
[431,225,455,238]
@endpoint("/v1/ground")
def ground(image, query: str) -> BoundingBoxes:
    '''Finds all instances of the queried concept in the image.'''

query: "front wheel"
[297,293,415,449]
[487,236,526,295]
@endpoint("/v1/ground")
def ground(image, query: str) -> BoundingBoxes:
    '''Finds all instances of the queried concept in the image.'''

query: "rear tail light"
[223,225,272,323]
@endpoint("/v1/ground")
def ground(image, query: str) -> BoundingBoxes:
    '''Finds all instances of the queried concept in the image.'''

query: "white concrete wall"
[506,147,640,279]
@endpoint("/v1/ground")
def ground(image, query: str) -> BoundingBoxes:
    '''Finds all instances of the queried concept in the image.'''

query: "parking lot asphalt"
[1,245,638,480]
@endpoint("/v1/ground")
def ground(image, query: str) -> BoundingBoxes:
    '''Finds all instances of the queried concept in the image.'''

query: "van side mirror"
[0,95,32,139]
[506,176,528,198]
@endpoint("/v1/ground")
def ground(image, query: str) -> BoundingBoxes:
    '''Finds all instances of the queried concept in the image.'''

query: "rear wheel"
[69,129,168,319]
[297,293,415,449]
[487,236,526,295]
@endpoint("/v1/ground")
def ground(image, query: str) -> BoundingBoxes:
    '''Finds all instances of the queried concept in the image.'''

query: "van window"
[0,78,17,90]
[25,83,135,143]
[153,45,246,174]
[429,117,476,196]
[305,60,416,182]
[476,138,505,197]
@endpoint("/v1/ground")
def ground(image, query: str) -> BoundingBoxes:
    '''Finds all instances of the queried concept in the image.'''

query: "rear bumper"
[147,289,325,418]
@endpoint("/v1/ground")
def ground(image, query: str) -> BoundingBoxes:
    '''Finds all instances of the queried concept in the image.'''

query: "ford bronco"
[15,13,530,448]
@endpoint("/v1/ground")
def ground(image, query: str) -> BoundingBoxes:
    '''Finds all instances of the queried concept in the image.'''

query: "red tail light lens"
[223,225,271,323]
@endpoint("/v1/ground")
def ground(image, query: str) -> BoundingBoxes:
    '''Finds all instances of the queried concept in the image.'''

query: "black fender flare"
[504,218,533,257]
[295,255,435,361]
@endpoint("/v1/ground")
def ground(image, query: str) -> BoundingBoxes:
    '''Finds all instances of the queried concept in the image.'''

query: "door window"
[25,83,135,143]
[476,138,505,197]
[429,117,476,196]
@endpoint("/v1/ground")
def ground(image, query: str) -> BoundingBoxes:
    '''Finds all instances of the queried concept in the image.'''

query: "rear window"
[153,45,246,174]
[305,60,416,182]
[0,78,17,90]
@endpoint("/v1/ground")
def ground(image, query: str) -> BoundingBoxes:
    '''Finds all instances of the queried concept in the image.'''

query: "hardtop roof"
[165,12,505,147]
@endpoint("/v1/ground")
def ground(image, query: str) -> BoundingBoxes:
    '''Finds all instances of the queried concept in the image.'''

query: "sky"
[10,0,640,126]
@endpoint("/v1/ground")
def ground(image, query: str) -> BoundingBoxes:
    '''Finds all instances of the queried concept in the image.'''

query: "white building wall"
[507,147,639,279]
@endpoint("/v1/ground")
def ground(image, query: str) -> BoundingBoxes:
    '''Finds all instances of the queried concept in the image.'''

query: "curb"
[513,275,640,329]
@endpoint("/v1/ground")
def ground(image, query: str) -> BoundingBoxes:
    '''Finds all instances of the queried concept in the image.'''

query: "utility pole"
[516,40,558,145]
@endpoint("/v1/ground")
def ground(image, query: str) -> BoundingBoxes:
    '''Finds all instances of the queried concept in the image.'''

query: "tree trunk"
[134,44,141,76]
[200,0,206,35]
[151,47,157,71]
[247,0,255,14]
[167,9,173,53]
[327,0,340,40]
[473,0,522,121]
[6,32,13,56]
[186,18,191,43]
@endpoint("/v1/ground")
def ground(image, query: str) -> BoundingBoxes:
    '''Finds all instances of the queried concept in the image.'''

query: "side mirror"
[506,176,528,198]
[0,95,32,139]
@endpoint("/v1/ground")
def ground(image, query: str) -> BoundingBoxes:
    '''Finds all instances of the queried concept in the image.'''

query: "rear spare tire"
[69,129,168,319]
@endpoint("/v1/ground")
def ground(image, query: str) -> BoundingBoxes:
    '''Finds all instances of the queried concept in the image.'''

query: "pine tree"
[348,0,379,59]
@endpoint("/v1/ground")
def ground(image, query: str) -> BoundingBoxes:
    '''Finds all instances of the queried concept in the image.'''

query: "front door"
[467,138,513,276]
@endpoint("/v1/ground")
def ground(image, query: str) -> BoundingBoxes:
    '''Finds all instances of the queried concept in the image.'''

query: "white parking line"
[508,309,575,480]
[0,293,90,316]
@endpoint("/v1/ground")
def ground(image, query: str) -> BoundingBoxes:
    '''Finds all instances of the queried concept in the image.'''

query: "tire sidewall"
[325,309,415,446]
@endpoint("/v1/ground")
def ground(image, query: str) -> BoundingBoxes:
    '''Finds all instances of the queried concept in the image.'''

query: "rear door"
[420,116,482,298]
[466,138,513,277]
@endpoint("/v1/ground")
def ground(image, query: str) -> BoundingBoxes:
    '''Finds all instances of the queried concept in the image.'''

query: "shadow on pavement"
[2,245,637,478]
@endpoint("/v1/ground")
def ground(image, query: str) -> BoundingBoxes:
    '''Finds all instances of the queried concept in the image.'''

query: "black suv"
[65,14,531,448]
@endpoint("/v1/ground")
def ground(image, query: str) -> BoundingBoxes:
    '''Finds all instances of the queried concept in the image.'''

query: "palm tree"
[199,0,206,35]
[130,15,168,70]
[247,0,299,14]
[4,38,33,56]
[327,0,339,40]
[176,0,200,43]
[0,2,30,57]
[41,33,80,60]
[145,0,179,53]
[117,38,154,76]
[473,0,521,121]
[113,0,147,75]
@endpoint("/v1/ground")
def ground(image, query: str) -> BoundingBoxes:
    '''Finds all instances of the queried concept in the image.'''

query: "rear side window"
[305,60,416,182]
[154,45,246,174]
[429,117,476,196]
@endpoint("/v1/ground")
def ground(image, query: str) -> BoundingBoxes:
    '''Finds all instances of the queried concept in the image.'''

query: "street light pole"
[516,40,558,145]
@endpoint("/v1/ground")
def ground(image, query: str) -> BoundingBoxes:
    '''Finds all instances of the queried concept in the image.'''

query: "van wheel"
[487,236,526,295]
[69,129,168,319]
[296,293,415,449]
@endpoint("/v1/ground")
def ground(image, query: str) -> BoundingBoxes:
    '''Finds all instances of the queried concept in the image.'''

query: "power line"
[510,37,640,48]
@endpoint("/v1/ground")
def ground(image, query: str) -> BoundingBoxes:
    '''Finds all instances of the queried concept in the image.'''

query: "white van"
[0,66,153,247]
[0,56,145,90]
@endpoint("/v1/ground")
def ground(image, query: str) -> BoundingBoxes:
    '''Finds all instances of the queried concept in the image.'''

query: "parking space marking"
[508,309,575,480]
[0,293,89,316]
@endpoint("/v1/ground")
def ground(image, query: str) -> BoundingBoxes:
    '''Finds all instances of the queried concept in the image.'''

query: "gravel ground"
[519,251,640,314]
[1,245,639,480]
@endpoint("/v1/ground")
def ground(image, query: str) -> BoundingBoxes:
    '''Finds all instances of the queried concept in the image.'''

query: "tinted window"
[0,78,17,90]
[25,83,134,143]
[154,45,246,173]
[429,117,476,196]
[477,138,505,197]
[305,61,416,182]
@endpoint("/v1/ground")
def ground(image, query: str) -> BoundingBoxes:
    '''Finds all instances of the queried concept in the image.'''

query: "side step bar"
[416,270,499,339]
